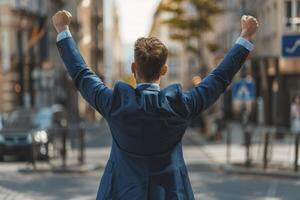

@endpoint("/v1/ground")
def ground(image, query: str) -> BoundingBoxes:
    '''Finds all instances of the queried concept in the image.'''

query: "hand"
[52,10,72,33]
[240,15,259,41]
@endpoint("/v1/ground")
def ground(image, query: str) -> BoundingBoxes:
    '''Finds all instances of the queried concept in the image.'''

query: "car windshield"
[4,110,35,129]
[33,110,52,128]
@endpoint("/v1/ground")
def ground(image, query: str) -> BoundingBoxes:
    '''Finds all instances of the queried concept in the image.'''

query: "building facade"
[0,0,80,122]
[254,0,300,126]
[211,0,300,127]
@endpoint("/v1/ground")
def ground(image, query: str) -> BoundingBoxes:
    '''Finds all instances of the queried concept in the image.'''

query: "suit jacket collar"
[136,83,160,92]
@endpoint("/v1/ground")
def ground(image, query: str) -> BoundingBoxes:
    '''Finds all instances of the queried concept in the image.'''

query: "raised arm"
[184,15,259,118]
[52,10,112,116]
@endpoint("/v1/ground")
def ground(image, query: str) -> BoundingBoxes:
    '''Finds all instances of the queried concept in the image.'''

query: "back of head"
[134,37,168,82]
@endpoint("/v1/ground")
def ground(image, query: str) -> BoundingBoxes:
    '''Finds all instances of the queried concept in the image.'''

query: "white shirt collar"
[136,83,160,91]
[136,83,160,88]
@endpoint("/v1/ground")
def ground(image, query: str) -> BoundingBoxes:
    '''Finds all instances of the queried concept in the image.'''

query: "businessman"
[53,10,258,200]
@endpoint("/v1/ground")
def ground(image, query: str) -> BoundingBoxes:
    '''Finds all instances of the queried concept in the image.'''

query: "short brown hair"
[134,37,168,82]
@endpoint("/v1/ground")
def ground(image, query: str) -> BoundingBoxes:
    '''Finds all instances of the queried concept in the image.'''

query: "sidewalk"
[18,121,111,174]
[17,147,110,174]
[17,122,300,178]
[186,123,300,179]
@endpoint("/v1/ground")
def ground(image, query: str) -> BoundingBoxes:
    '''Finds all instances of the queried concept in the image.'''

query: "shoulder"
[161,83,192,118]
[112,81,136,100]
[106,81,137,115]
[162,83,183,93]
[114,81,135,92]
[161,83,184,99]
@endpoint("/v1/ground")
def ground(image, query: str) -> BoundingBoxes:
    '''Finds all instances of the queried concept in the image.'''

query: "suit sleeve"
[57,37,112,117]
[183,44,250,118]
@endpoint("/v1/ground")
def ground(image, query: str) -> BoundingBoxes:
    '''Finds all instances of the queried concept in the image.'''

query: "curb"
[186,128,300,180]
[220,164,300,180]
[18,163,104,174]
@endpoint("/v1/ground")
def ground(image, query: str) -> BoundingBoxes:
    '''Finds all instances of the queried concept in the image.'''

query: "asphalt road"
[0,122,300,200]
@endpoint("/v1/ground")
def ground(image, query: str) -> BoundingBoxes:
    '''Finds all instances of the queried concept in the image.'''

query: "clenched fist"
[240,15,259,40]
[52,10,72,33]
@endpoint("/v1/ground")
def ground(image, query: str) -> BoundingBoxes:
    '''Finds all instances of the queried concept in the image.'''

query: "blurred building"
[210,0,300,127]
[0,0,44,113]
[0,0,122,121]
[254,0,300,127]
[105,0,123,86]
[78,0,123,120]
[0,0,80,122]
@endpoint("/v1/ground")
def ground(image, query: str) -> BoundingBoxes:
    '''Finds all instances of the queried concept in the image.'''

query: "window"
[297,1,300,26]
[285,0,300,29]
[168,57,178,78]
[286,1,292,27]
[168,47,179,79]
[273,2,278,29]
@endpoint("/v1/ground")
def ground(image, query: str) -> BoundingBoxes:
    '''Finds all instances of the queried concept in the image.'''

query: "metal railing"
[226,125,300,172]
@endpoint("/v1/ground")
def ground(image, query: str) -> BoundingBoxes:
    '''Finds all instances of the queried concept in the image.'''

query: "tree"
[158,0,222,75]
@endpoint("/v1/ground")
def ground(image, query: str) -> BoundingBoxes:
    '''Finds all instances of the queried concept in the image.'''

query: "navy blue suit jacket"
[57,37,249,200]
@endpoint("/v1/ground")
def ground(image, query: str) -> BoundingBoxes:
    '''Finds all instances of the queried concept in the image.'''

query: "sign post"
[232,79,256,101]
[232,79,256,166]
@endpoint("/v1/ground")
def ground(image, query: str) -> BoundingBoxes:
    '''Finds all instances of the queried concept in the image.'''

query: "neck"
[136,79,160,85]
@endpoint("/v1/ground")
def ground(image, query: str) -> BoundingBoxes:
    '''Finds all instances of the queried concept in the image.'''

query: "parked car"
[0,105,68,161]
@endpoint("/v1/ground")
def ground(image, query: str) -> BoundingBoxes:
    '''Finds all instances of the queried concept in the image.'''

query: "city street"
[0,122,300,200]
[1,0,300,200]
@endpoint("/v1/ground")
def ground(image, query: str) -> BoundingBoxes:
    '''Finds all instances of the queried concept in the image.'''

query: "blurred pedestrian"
[0,114,3,130]
[52,11,258,200]
[291,94,300,133]
[215,112,225,141]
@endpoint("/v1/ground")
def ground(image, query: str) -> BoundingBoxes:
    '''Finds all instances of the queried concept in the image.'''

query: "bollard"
[263,132,270,170]
[61,127,67,168]
[226,127,231,164]
[78,127,85,165]
[31,143,37,169]
[245,128,251,166]
[294,134,300,172]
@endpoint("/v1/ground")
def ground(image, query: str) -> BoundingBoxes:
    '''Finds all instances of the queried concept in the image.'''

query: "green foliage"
[158,0,222,43]
[186,45,199,54]
[207,42,220,52]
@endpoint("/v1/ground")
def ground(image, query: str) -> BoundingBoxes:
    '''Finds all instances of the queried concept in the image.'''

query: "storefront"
[253,57,300,127]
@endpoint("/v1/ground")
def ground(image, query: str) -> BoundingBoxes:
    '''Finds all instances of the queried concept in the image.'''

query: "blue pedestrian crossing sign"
[232,80,256,101]
[282,35,300,57]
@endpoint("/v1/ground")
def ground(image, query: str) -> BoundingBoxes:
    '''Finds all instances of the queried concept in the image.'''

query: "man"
[52,10,258,200]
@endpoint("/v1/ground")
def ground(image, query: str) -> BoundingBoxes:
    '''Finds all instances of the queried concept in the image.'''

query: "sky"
[115,0,161,44]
